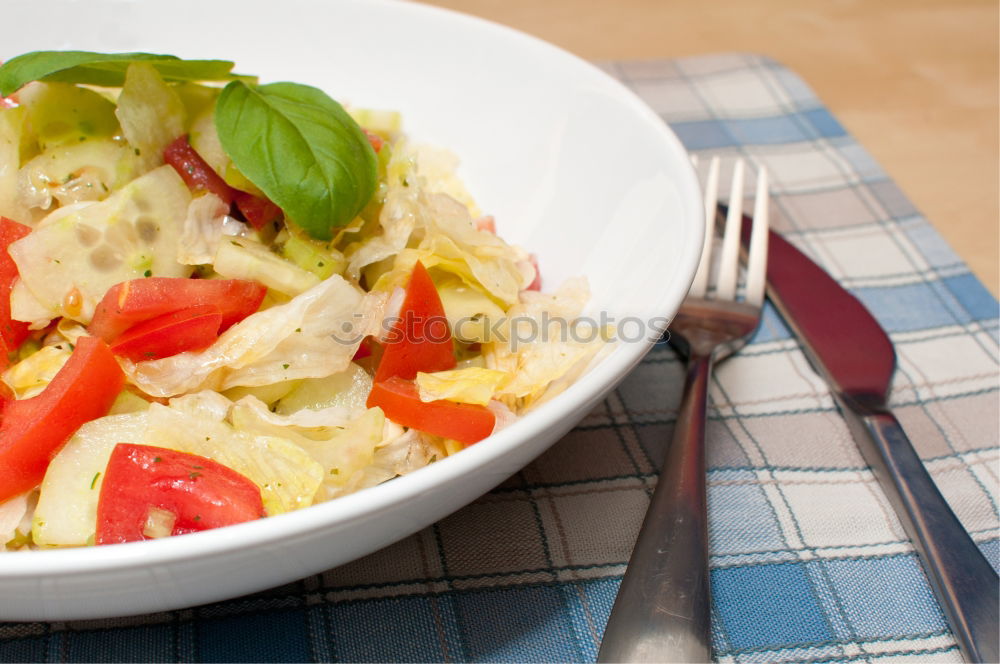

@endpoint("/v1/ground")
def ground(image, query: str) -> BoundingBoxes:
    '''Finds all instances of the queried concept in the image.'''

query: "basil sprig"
[0,50,377,240]
[215,81,377,240]
[0,51,248,96]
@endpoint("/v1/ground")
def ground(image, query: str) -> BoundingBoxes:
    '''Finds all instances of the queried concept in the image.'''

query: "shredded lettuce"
[125,275,384,396]
[176,192,246,265]
[345,142,526,309]
[416,367,509,406]
[484,277,611,409]
[148,398,323,515]
[231,400,387,500]
[369,193,527,308]
[2,343,72,399]
[115,63,185,173]
[345,153,419,278]
[0,492,33,550]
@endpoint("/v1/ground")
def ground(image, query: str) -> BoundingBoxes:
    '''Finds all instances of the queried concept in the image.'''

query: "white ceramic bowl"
[0,0,703,620]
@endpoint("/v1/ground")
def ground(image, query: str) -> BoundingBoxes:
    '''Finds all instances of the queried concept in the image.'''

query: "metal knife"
[741,220,999,663]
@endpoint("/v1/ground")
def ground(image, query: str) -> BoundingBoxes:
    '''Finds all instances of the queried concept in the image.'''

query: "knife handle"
[598,353,712,663]
[839,398,999,663]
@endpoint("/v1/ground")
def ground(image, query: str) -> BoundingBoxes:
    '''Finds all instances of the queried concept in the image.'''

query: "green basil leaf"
[0,51,249,96]
[214,80,377,240]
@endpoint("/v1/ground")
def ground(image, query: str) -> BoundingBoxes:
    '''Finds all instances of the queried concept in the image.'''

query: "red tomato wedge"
[109,305,223,362]
[368,377,495,444]
[233,190,282,230]
[164,135,235,204]
[373,261,456,383]
[0,337,125,502]
[89,277,266,343]
[0,217,32,354]
[96,444,265,545]
[164,136,284,230]
[352,336,374,361]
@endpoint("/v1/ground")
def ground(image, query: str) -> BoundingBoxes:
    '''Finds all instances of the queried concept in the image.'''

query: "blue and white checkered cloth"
[1,53,996,664]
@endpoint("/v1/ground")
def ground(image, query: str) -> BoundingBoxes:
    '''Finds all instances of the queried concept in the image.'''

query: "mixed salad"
[0,52,608,549]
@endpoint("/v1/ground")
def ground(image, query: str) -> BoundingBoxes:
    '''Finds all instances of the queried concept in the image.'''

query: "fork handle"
[598,352,713,663]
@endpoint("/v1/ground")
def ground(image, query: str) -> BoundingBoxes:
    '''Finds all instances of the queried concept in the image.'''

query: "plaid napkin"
[2,53,997,664]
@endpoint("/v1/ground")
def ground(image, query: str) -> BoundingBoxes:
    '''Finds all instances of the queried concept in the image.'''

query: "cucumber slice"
[19,138,139,209]
[0,108,26,221]
[435,275,506,343]
[279,227,347,279]
[18,82,119,150]
[213,237,319,297]
[275,362,372,416]
[32,412,150,547]
[8,165,193,323]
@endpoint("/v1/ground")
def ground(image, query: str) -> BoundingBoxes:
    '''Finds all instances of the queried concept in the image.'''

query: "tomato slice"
[164,135,283,231]
[0,336,125,502]
[109,304,223,362]
[96,444,265,545]
[0,217,33,354]
[367,376,495,444]
[373,261,456,383]
[233,190,282,230]
[352,336,374,361]
[163,135,235,204]
[89,277,266,343]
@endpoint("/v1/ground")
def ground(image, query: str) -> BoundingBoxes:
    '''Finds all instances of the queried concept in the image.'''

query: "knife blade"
[739,219,999,663]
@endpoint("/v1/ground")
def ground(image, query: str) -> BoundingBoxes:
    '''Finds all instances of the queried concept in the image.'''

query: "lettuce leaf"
[2,344,72,399]
[231,399,388,501]
[115,63,185,173]
[0,492,33,550]
[416,367,509,406]
[369,193,527,308]
[484,277,611,409]
[176,192,244,266]
[125,275,384,396]
[147,399,323,515]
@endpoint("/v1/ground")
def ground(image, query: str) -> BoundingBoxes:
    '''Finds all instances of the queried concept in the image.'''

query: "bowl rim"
[0,0,704,577]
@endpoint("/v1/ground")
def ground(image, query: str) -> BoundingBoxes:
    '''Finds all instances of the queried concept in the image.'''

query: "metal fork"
[598,157,770,663]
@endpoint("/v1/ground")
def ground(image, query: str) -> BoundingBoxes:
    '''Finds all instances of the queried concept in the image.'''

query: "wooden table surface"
[421,0,999,294]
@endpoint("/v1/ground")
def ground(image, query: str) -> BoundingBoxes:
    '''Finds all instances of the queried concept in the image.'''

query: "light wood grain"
[419,0,999,294]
